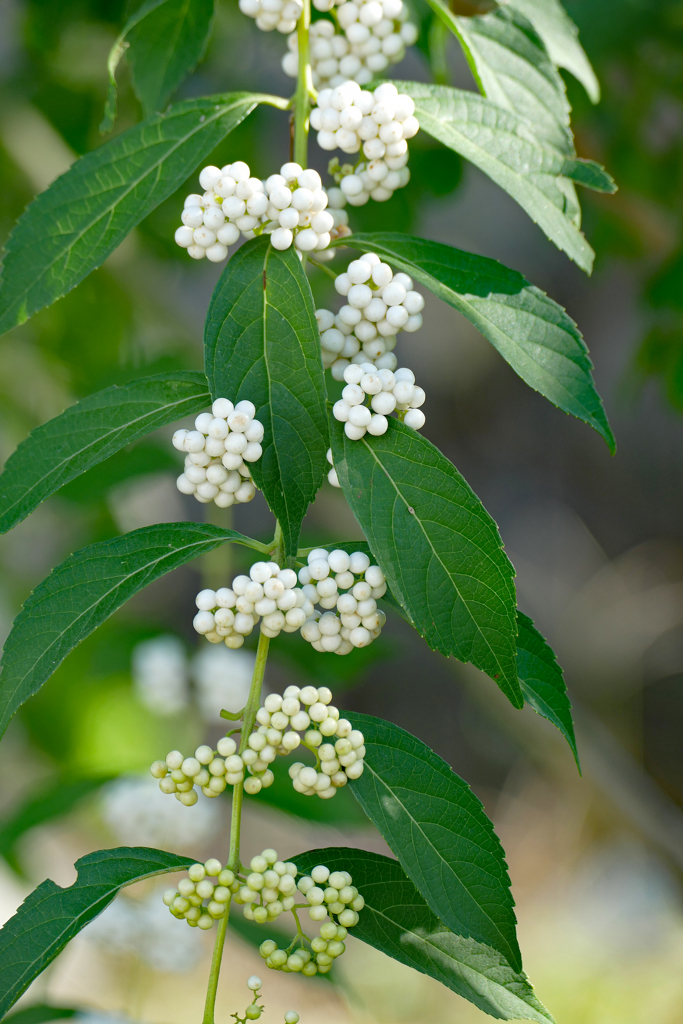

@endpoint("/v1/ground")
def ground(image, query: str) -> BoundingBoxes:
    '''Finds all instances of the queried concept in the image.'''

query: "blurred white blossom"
[101,775,219,849]
[192,644,255,722]
[131,635,189,715]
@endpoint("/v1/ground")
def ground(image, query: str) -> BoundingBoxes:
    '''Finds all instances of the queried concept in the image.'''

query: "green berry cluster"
[163,858,239,929]
[230,976,300,1024]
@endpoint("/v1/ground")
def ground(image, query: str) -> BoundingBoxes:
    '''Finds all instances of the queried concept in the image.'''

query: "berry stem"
[293,0,313,167]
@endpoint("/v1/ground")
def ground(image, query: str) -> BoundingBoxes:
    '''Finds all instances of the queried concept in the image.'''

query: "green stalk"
[294,0,312,167]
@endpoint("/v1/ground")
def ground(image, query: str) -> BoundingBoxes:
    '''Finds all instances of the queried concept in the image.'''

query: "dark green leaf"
[0,91,287,338]
[561,158,617,194]
[0,372,210,534]
[293,847,553,1022]
[393,81,594,273]
[340,233,615,452]
[102,0,215,132]
[204,236,329,556]
[428,0,573,153]
[0,523,268,740]
[0,847,191,1018]
[0,777,113,876]
[516,611,579,768]
[343,713,521,971]
[4,1006,78,1024]
[331,416,521,705]
[509,0,600,103]
[243,753,367,825]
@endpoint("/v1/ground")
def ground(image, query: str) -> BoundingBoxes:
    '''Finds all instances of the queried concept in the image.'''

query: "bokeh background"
[1,1,683,1022]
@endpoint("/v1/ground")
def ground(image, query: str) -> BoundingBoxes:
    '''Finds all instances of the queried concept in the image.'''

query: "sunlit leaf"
[509,0,600,103]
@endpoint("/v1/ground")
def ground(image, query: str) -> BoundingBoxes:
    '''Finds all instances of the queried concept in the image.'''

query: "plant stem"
[202,906,231,1024]
[429,16,450,85]
[294,0,312,167]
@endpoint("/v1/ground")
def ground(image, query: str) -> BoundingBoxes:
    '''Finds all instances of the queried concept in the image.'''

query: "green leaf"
[393,81,594,273]
[0,846,191,1017]
[340,233,615,452]
[102,0,215,132]
[0,371,211,535]
[508,0,600,104]
[204,236,329,556]
[561,157,617,194]
[516,611,579,769]
[0,523,268,741]
[4,1006,78,1024]
[331,416,521,706]
[429,0,573,154]
[0,91,286,338]
[293,847,553,1022]
[0,777,113,876]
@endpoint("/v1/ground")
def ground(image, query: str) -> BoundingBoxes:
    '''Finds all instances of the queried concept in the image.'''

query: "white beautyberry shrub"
[150,736,261,802]
[282,2,418,89]
[173,398,262,508]
[192,561,310,647]
[249,683,366,797]
[315,250,425,370]
[326,447,341,487]
[333,362,426,437]
[238,0,303,33]
[174,161,336,259]
[163,857,238,930]
[298,546,387,654]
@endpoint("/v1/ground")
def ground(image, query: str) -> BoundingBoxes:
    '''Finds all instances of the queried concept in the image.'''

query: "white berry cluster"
[298,547,386,654]
[315,251,424,372]
[238,0,302,33]
[193,562,313,648]
[163,857,239,929]
[150,738,263,803]
[283,5,418,90]
[174,162,337,260]
[333,362,425,437]
[311,81,418,170]
[173,398,262,508]
[255,684,366,797]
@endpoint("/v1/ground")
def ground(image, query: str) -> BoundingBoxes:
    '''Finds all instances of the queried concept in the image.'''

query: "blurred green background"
[2,1,683,1022]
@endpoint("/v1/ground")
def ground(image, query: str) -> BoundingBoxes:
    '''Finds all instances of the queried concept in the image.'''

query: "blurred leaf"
[58,440,178,504]
[347,712,520,967]
[342,233,615,451]
[292,847,553,1022]
[561,157,616,193]
[4,1006,78,1024]
[103,0,215,131]
[204,236,329,556]
[270,625,392,689]
[0,372,210,534]
[0,847,192,1017]
[647,250,683,311]
[0,777,113,875]
[237,756,367,825]
[393,81,595,273]
[634,321,683,410]
[516,612,579,767]
[0,523,268,741]
[431,0,574,153]
[0,92,285,337]
[331,416,521,706]
[509,0,600,102]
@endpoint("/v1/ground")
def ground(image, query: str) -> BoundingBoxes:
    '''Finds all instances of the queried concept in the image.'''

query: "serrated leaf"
[102,0,215,132]
[0,847,191,1017]
[0,523,268,740]
[0,371,211,535]
[340,233,615,452]
[516,611,579,768]
[204,236,329,556]
[341,713,522,972]
[509,0,600,104]
[393,81,594,273]
[561,157,617,194]
[428,0,573,154]
[293,847,553,1022]
[0,91,286,338]
[331,416,521,706]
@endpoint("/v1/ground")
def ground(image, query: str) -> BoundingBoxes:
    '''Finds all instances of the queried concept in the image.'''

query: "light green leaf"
[341,233,615,451]
[0,91,287,338]
[393,81,594,273]
[330,416,521,706]
[204,236,329,557]
[0,371,211,535]
[342,713,522,972]
[293,847,553,1022]
[0,847,191,1017]
[561,157,617,194]
[0,523,268,740]
[509,0,600,103]
[428,0,573,153]
[516,611,579,768]
[102,0,215,132]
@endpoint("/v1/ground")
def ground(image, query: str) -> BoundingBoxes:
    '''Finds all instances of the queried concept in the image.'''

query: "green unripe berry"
[351,895,364,912]
[185,907,201,922]
[208,900,227,917]
[247,976,262,990]
[245,1006,261,1019]
[302,962,318,976]
[260,939,277,958]
[297,948,312,963]
[287,955,304,971]
[319,922,338,940]
[162,889,177,906]
[205,858,222,876]
[198,914,214,929]
[328,871,347,890]
[173,896,190,913]
[218,869,235,886]
[327,940,345,957]
[323,887,339,903]
[178,879,195,897]
[311,937,328,952]
[254,906,268,923]
[285,1013,300,1024]
[316,952,332,966]
[270,949,288,967]
[338,908,359,927]
[189,863,206,882]
[336,925,348,940]
[339,886,356,903]
[317,963,331,974]
[328,900,345,915]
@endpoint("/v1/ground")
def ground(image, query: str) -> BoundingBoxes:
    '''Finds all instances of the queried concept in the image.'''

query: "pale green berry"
[285,1013,300,1023]
[250,855,269,873]
[259,939,277,958]
[162,889,177,906]
[327,940,345,957]
[247,976,262,991]
[287,954,304,971]
[208,900,227,917]
[189,863,206,881]
[173,896,190,913]
[254,906,268,923]
[270,949,288,967]
[198,914,214,929]
[319,922,337,940]
[302,962,317,976]
[245,1008,261,1020]
[218,869,235,886]
[196,879,215,899]
[311,937,328,953]
[339,908,359,927]
[328,872,347,889]
[309,905,327,921]
[213,885,231,903]
[205,858,223,876]
[178,878,195,897]
[315,952,332,966]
